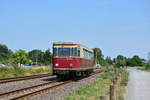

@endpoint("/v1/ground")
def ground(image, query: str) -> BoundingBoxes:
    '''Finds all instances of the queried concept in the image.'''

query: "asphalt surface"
[127,68,150,100]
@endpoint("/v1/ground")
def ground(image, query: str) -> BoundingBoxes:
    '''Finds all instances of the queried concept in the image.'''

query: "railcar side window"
[58,48,70,56]
[72,48,77,56]
[91,53,94,59]
[83,49,93,59]
[53,48,57,56]
[83,49,87,59]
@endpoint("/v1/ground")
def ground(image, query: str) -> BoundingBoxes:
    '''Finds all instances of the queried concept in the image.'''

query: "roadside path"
[127,68,150,100]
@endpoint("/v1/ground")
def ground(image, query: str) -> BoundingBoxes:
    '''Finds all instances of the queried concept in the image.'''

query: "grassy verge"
[137,67,145,71]
[137,63,150,72]
[64,68,121,100]
[0,66,52,79]
[117,71,129,100]
[137,67,150,72]
[64,73,111,100]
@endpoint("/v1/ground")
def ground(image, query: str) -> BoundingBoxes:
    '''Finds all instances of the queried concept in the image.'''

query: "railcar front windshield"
[53,47,78,57]
[58,48,70,56]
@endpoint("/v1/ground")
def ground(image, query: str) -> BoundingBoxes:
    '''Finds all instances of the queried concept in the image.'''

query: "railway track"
[0,73,53,84]
[0,69,103,100]
[11,81,71,100]
[0,79,69,100]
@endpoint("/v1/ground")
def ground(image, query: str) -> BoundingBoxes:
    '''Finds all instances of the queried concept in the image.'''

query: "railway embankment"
[0,68,128,100]
[32,70,103,100]
[0,69,102,100]
[64,68,128,100]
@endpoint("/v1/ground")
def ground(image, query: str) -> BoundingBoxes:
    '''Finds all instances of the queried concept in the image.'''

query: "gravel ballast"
[0,76,56,94]
[31,73,101,100]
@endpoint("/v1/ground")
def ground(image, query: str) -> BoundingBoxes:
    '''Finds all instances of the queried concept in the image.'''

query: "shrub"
[145,63,150,70]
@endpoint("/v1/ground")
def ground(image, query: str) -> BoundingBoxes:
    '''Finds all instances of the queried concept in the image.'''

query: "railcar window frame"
[71,48,77,57]
[53,48,57,56]
[77,48,80,57]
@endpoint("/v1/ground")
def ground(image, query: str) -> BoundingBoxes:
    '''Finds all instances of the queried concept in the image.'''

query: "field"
[0,66,52,79]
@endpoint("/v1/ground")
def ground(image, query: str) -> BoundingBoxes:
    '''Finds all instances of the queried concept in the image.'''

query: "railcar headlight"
[55,63,59,66]
[69,64,73,67]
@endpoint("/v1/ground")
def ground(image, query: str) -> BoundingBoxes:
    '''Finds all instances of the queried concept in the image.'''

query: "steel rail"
[0,69,103,100]
[10,69,104,100]
[0,73,53,84]
[0,80,60,99]
[11,81,72,100]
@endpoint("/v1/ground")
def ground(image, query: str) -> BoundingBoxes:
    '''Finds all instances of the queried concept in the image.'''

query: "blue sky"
[0,0,150,59]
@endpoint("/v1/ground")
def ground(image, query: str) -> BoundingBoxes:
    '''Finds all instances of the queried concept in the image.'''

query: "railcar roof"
[53,42,77,45]
[53,42,93,52]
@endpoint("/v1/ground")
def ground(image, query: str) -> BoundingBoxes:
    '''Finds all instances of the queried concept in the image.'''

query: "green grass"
[116,86,126,100]
[145,63,150,70]
[64,68,128,100]
[117,71,129,100]
[120,71,129,87]
[0,66,52,79]
[137,67,145,71]
[65,77,111,100]
[64,69,117,100]
[137,64,150,72]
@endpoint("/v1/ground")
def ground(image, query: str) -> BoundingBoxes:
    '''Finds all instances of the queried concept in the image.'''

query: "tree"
[126,58,132,66]
[126,55,144,66]
[114,55,126,68]
[12,49,30,66]
[105,56,113,65]
[43,49,52,65]
[28,49,44,64]
[92,48,109,66]
[93,48,104,65]
[0,44,12,64]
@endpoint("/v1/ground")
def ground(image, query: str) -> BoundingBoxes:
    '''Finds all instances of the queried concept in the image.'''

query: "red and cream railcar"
[52,42,94,78]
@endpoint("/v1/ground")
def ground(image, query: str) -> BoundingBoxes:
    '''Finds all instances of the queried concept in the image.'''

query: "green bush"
[100,59,109,66]
[145,63,150,70]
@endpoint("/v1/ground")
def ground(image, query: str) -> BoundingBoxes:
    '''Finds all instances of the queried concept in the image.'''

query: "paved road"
[127,68,150,100]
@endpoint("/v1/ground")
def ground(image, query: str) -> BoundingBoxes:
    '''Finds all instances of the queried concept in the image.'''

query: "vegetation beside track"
[116,70,129,100]
[64,68,128,100]
[0,66,52,79]
[137,63,150,72]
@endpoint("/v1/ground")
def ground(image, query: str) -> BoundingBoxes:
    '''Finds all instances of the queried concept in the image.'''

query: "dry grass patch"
[0,66,52,79]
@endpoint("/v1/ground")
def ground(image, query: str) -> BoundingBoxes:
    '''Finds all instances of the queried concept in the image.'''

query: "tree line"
[93,48,146,67]
[0,44,52,66]
[0,43,146,67]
